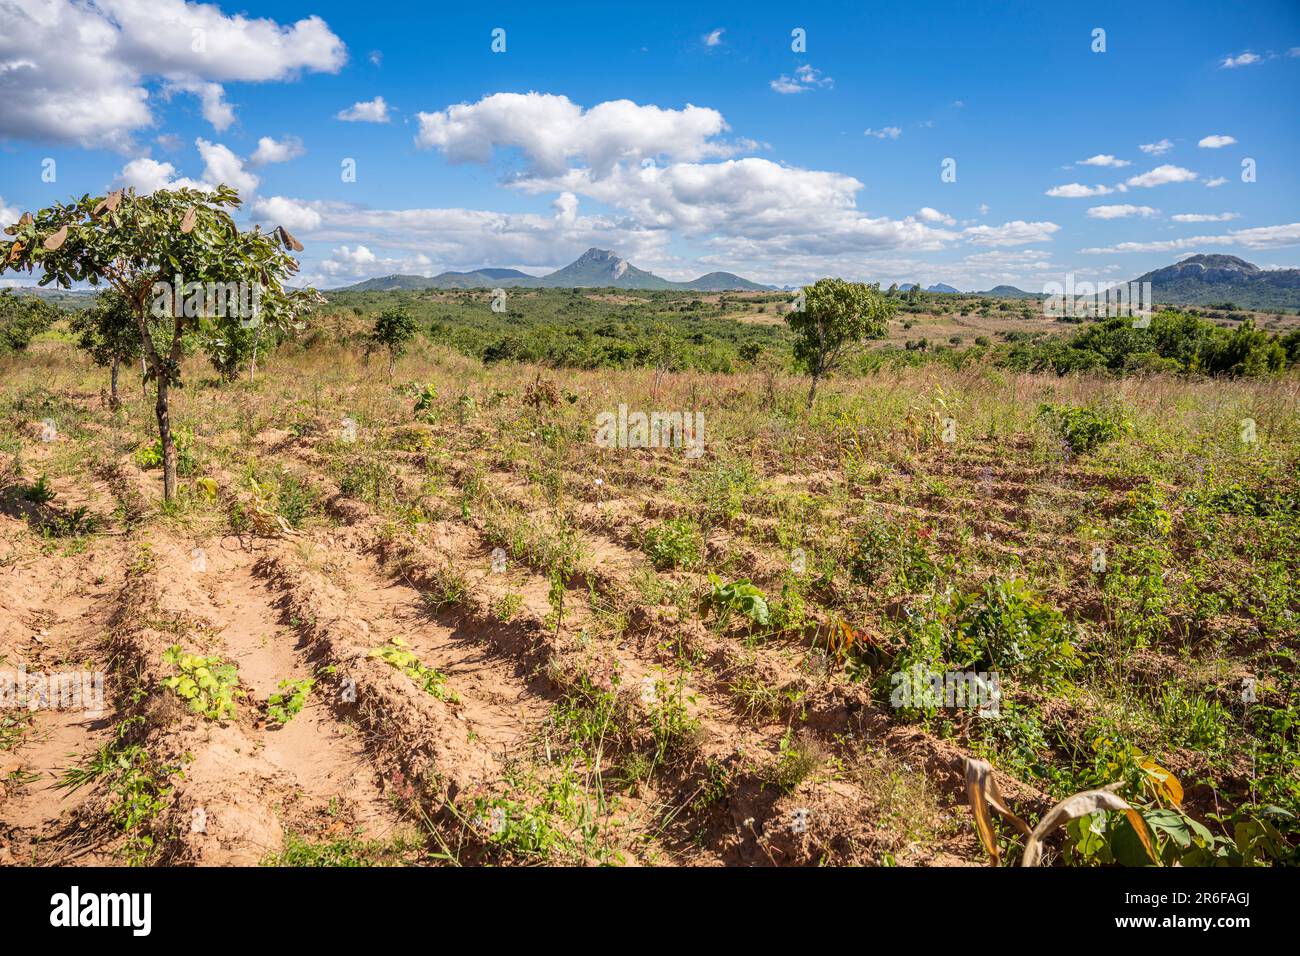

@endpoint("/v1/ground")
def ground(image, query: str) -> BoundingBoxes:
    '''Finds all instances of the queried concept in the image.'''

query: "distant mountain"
[980,284,1040,299]
[927,283,960,294]
[345,268,532,292]
[533,248,675,289]
[428,268,534,290]
[679,271,771,292]
[1133,254,1300,310]
[334,248,773,292]
[344,274,446,292]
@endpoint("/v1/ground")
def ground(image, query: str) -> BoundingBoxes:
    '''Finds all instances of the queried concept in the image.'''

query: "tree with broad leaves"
[1,184,319,500]
[69,288,144,409]
[785,277,895,408]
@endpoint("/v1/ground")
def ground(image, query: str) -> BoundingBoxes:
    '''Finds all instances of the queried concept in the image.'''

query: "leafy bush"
[704,574,770,628]
[890,577,1078,686]
[642,516,703,569]
[135,428,197,476]
[412,382,438,415]
[947,577,1078,680]
[161,645,241,721]
[0,289,57,354]
[1063,755,1294,866]
[371,306,418,371]
[848,520,946,592]
[1037,403,1130,455]
[23,474,55,504]
[248,467,319,529]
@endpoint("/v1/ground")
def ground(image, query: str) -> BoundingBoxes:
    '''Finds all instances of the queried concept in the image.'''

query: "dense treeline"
[1003,312,1300,377]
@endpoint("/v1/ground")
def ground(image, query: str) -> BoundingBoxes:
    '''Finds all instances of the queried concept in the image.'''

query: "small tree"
[785,277,894,408]
[69,288,143,409]
[372,306,417,375]
[647,331,679,401]
[2,186,315,500]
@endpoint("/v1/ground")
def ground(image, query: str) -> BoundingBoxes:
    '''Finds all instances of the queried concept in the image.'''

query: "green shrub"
[370,637,458,702]
[848,520,946,592]
[267,678,314,726]
[0,289,58,354]
[704,574,770,628]
[1037,403,1131,455]
[161,645,241,721]
[642,517,703,569]
[947,576,1078,680]
[135,428,197,476]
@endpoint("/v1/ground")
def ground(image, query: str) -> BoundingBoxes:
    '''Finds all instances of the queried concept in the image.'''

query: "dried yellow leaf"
[43,225,68,250]
[965,758,1030,866]
[1021,786,1160,867]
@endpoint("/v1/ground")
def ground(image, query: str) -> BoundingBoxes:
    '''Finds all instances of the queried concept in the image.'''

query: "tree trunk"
[141,356,148,400]
[155,374,177,501]
[249,328,261,384]
[109,357,120,410]
[806,372,820,409]
[130,291,179,501]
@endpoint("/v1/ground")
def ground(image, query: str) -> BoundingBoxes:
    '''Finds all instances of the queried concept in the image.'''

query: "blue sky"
[1,0,1298,290]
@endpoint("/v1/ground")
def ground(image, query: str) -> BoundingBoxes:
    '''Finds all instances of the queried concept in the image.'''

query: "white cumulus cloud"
[114,156,210,194]
[1046,183,1114,198]
[770,64,833,94]
[248,136,305,166]
[1081,222,1300,253]
[0,197,20,229]
[337,96,390,123]
[1078,154,1130,167]
[252,195,323,232]
[1126,165,1197,188]
[962,220,1060,246]
[415,92,740,176]
[0,0,345,150]
[1220,51,1262,68]
[1087,204,1157,219]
